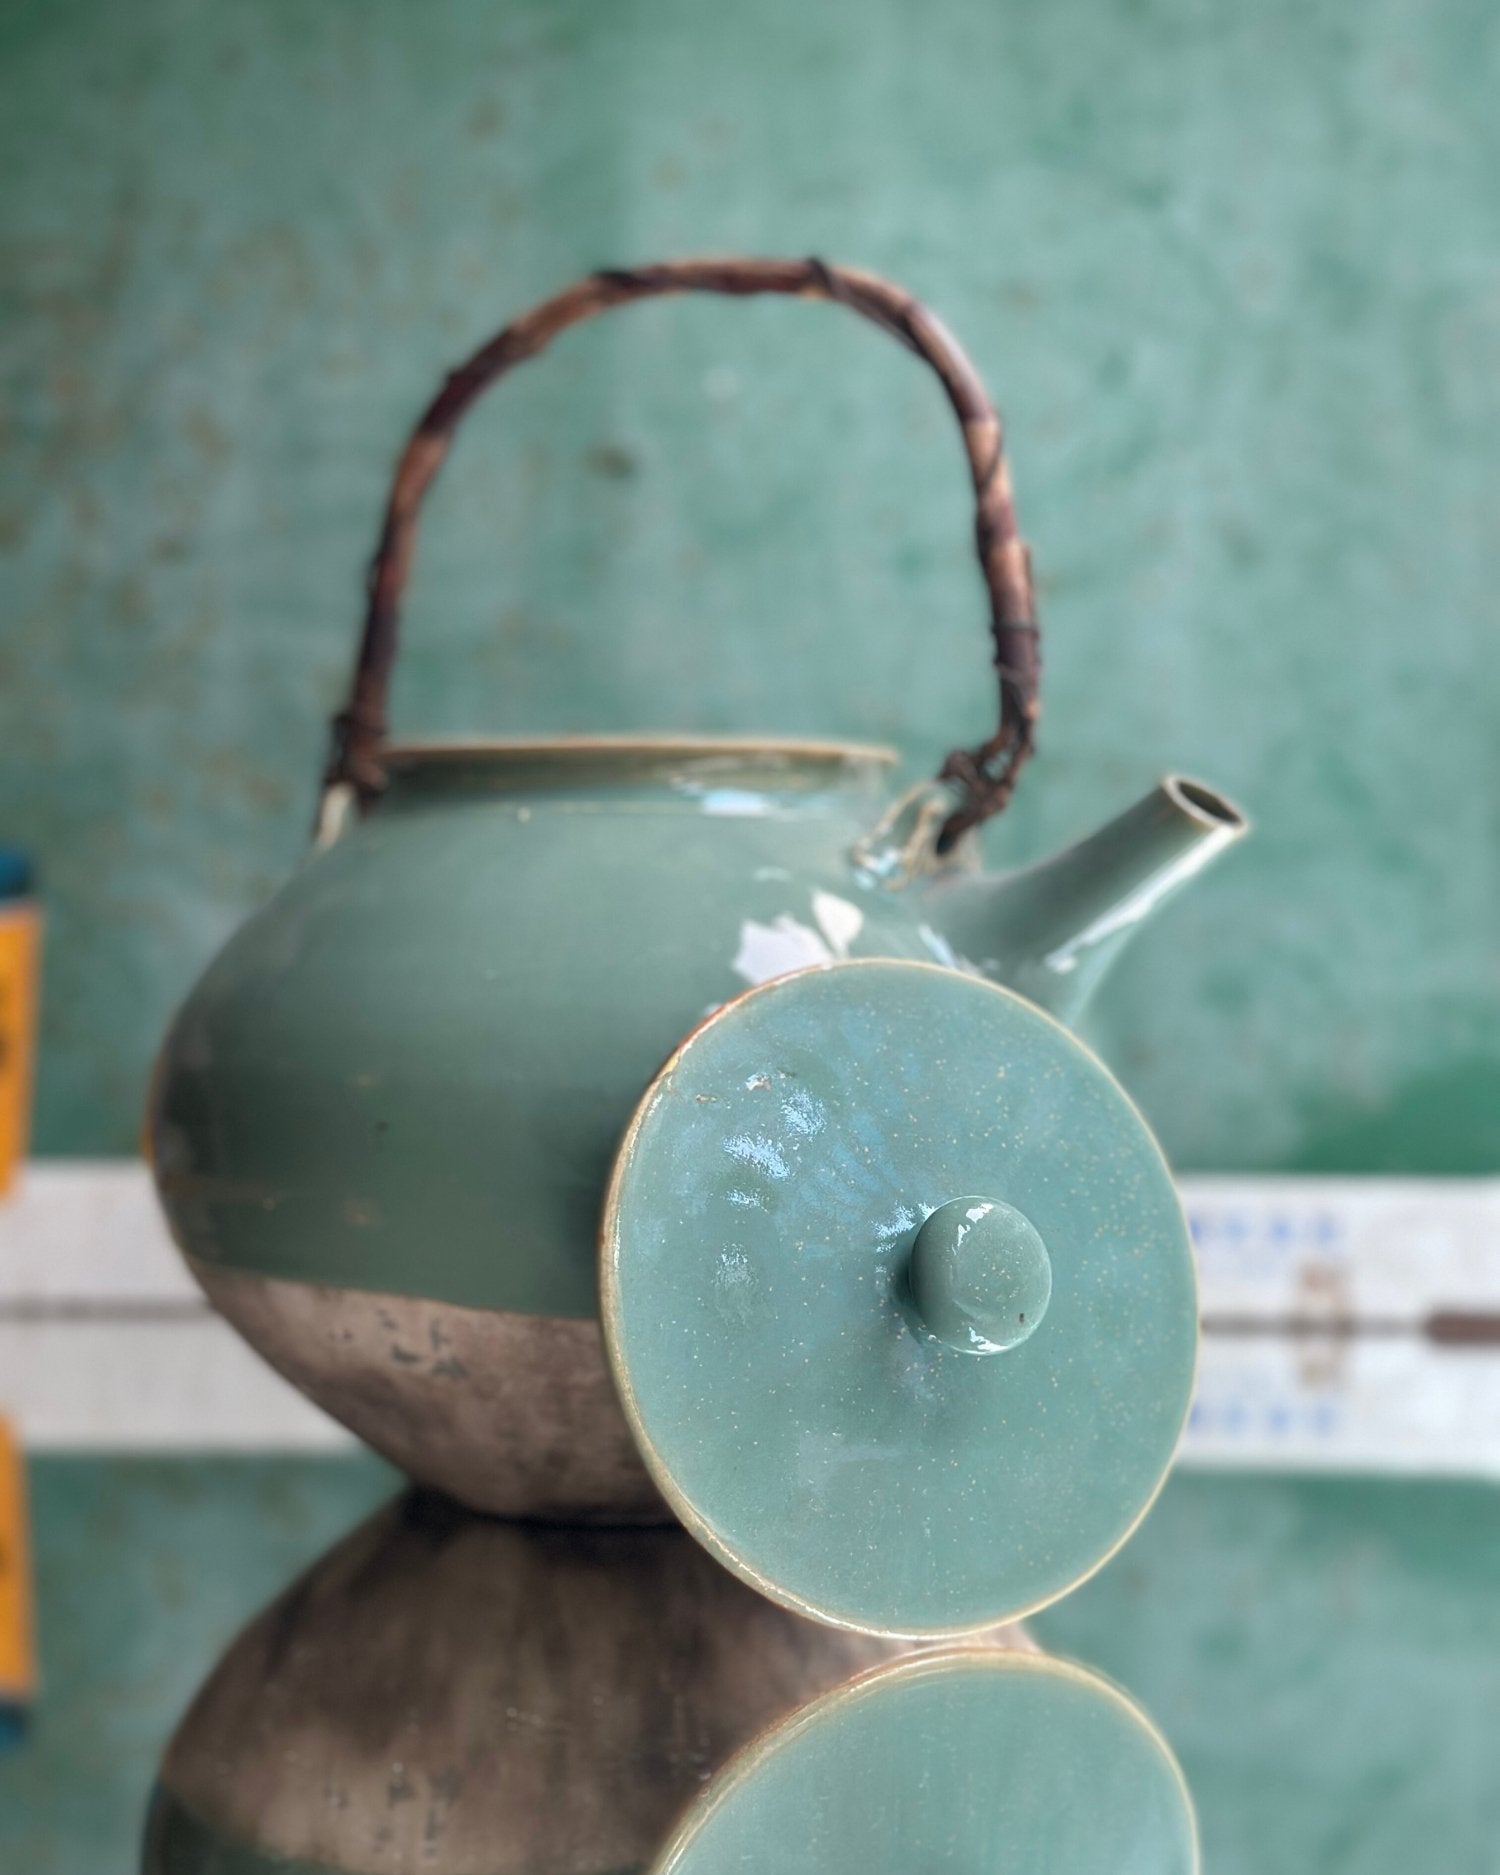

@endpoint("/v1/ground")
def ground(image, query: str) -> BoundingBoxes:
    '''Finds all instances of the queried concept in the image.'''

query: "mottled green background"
[2,0,1498,1870]
[5,0,1498,1169]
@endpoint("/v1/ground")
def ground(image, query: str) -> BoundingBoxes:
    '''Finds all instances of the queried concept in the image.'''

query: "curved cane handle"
[325,256,1040,847]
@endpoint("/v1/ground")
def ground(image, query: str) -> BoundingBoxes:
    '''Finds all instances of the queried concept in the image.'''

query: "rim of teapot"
[383,734,902,769]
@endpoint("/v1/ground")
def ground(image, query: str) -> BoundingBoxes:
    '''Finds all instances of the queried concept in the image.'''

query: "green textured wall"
[5,0,1498,1169]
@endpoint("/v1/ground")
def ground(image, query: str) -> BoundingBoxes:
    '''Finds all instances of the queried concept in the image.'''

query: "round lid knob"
[906,1195,1052,1353]
[602,959,1197,1637]
[651,1650,1198,1875]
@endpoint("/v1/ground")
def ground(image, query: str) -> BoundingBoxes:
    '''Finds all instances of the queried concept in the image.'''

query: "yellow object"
[0,1418,36,1707]
[0,897,41,1196]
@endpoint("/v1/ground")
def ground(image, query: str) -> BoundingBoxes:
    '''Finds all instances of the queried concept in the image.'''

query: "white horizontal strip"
[2,1162,1498,1468]
[0,1158,200,1302]
[0,1319,352,1451]
[0,1160,351,1449]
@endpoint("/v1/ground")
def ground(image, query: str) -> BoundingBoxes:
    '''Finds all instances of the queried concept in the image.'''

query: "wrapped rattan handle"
[325,256,1040,847]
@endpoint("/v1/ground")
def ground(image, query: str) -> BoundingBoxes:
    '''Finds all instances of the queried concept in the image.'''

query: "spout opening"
[1164,775,1248,833]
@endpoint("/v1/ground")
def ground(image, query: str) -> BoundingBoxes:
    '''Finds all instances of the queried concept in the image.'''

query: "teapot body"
[149,739,941,1515]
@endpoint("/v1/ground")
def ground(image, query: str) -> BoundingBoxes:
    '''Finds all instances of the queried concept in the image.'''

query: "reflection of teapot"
[144,1490,941,1874]
[145,1490,1199,1875]
[147,261,1245,1616]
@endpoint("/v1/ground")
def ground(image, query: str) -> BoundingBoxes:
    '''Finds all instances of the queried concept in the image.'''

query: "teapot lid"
[651,1649,1198,1875]
[601,959,1196,1637]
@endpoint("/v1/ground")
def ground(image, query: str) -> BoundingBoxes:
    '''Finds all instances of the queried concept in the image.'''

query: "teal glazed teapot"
[148,260,1246,1606]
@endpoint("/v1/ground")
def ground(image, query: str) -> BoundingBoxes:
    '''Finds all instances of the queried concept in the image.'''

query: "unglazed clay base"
[190,1257,668,1522]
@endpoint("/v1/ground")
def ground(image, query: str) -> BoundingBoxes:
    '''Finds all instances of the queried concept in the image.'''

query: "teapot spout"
[924,776,1248,1025]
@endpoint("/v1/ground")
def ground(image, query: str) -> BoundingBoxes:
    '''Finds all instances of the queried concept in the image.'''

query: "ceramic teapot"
[144,1488,1196,1875]
[147,259,1245,1587]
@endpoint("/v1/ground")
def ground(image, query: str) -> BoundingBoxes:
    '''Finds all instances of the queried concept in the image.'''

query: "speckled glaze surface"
[602,960,1198,1636]
[653,1649,1198,1875]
